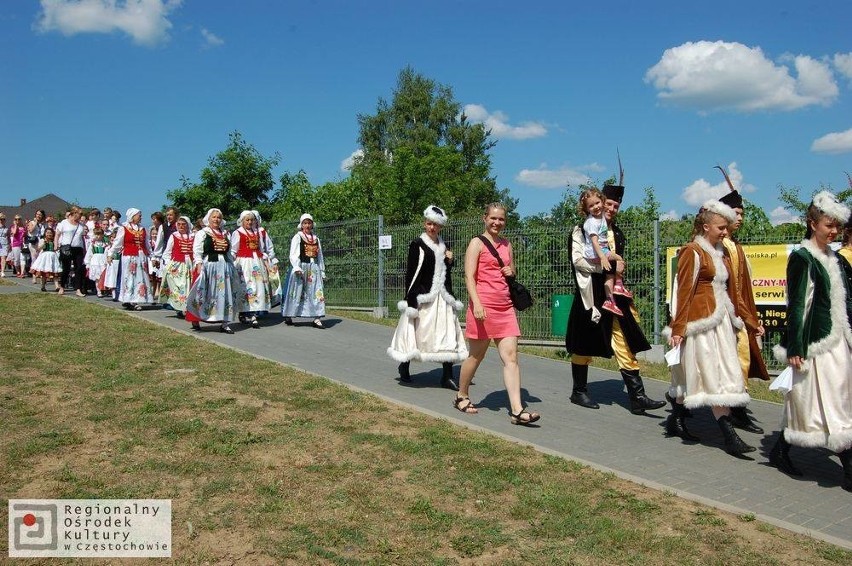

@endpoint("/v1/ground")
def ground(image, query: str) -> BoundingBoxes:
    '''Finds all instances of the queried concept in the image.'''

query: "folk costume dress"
[102,241,120,292]
[84,238,108,284]
[159,231,194,313]
[387,233,468,363]
[30,240,60,276]
[665,235,749,410]
[112,221,153,305]
[186,227,239,323]
[773,239,852,452]
[231,224,277,317]
[281,231,326,319]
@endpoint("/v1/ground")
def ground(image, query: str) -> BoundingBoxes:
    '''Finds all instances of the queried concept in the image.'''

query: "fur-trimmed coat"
[397,234,463,318]
[774,240,852,362]
[722,237,770,380]
[666,236,743,339]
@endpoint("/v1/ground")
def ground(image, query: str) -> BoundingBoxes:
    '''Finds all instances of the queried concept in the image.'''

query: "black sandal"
[509,408,540,426]
[453,396,478,414]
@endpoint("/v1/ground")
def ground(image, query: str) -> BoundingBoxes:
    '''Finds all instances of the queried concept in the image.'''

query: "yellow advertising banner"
[665,243,796,330]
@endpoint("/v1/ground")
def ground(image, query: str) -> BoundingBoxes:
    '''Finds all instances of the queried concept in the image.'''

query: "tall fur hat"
[715,165,743,209]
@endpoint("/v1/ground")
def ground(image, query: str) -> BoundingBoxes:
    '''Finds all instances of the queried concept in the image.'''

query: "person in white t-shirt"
[579,188,630,316]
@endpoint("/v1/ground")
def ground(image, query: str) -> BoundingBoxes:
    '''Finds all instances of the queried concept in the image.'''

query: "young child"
[148,211,164,299]
[85,227,108,297]
[578,188,631,317]
[30,227,60,291]
[102,229,120,298]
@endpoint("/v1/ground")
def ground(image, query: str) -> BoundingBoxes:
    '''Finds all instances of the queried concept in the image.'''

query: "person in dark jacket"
[387,205,468,390]
[565,164,665,415]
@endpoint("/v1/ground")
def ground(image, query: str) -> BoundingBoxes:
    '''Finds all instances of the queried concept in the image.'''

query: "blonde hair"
[483,202,507,215]
[577,188,604,218]
[691,208,729,238]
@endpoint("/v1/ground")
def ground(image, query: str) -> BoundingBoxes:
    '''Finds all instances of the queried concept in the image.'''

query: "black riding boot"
[440,362,459,391]
[839,449,852,492]
[769,431,802,476]
[398,362,412,383]
[570,363,599,409]
[664,397,699,441]
[621,369,666,414]
[729,405,764,434]
[717,415,756,456]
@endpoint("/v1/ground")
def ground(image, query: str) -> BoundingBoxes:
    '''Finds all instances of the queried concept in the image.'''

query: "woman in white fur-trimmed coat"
[664,200,754,457]
[769,191,852,491]
[387,206,468,390]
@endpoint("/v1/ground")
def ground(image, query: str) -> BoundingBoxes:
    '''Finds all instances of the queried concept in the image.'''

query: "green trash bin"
[551,294,573,337]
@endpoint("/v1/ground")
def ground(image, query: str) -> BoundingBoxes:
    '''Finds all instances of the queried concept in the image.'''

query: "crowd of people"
[3,179,851,493]
[0,206,326,334]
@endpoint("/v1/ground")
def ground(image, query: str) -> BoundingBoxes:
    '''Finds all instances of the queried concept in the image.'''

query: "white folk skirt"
[387,294,468,363]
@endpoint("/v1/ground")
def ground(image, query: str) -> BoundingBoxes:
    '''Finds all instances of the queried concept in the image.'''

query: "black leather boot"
[664,399,699,441]
[665,391,692,418]
[440,362,459,391]
[769,431,802,476]
[839,448,852,492]
[570,363,599,409]
[621,369,666,414]
[398,362,412,383]
[730,406,764,434]
[717,415,756,456]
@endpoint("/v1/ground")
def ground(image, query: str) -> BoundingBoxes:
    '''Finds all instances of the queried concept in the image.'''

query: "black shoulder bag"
[476,235,533,311]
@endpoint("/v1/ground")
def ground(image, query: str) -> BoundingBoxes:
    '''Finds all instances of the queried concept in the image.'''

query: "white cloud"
[769,206,802,226]
[680,162,755,207]
[645,40,838,112]
[340,149,363,171]
[659,210,680,221]
[811,128,852,154]
[515,164,593,189]
[35,0,181,47]
[200,27,223,48]
[834,53,852,80]
[463,104,547,140]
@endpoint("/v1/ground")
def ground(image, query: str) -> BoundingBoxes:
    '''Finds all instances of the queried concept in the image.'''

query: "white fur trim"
[798,239,852,357]
[386,346,421,363]
[680,236,742,337]
[812,191,851,224]
[828,429,852,453]
[423,205,448,225]
[414,234,462,311]
[701,200,736,223]
[772,343,788,364]
[419,351,468,363]
[397,300,419,319]
[781,427,852,452]
[683,392,750,410]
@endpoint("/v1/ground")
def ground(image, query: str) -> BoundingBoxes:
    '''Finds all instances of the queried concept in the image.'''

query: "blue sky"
[2,1,851,224]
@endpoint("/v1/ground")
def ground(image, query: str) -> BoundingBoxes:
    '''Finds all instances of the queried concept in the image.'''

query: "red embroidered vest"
[235,230,261,258]
[170,234,194,262]
[122,225,147,256]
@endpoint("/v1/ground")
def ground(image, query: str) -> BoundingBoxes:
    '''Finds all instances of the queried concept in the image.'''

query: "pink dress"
[465,237,520,339]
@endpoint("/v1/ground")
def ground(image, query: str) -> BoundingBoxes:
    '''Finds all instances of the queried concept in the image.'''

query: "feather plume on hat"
[714,165,743,209]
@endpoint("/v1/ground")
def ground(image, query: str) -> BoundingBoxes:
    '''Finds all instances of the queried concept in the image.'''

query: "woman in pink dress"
[454,202,541,426]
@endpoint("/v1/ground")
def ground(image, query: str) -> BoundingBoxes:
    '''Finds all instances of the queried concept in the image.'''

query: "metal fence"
[264,216,800,368]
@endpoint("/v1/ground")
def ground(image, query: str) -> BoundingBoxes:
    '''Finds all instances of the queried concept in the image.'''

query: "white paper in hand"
[664,345,681,367]
[769,366,794,395]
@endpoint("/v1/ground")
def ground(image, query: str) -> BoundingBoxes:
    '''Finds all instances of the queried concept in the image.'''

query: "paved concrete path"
[3,278,851,550]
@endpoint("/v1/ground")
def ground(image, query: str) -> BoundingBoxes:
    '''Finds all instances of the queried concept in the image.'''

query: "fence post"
[653,218,661,344]
[377,215,385,312]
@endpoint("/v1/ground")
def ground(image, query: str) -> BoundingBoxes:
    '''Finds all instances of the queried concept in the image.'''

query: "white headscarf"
[177,216,192,234]
[203,208,223,227]
[126,208,141,224]
[298,213,314,230]
[252,210,262,226]
[238,210,255,226]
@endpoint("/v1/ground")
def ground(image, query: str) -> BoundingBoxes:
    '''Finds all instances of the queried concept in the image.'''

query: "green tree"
[166,131,280,222]
[350,66,514,223]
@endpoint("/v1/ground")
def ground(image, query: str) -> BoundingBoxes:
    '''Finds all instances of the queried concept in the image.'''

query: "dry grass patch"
[0,295,848,564]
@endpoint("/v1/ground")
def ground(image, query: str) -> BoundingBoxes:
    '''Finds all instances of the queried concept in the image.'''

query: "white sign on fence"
[378,235,392,250]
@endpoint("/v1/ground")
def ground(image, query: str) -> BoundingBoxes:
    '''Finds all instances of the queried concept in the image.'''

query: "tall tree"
[350,66,515,223]
[166,131,280,222]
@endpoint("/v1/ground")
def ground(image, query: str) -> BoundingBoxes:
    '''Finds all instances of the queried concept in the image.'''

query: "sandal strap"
[453,396,476,412]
